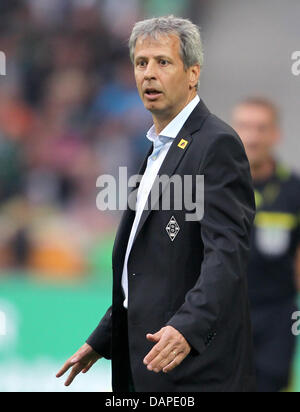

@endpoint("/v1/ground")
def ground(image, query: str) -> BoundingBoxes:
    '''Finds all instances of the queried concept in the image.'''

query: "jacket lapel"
[131,100,210,246]
[112,144,153,271]
[131,133,193,246]
[112,99,210,271]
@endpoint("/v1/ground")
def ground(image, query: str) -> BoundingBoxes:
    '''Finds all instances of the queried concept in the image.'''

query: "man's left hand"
[143,326,191,373]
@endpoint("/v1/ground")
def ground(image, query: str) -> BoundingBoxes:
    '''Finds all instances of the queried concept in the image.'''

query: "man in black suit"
[57,16,256,392]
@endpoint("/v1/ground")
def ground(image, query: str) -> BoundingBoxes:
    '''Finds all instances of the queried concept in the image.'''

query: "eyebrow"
[135,55,172,62]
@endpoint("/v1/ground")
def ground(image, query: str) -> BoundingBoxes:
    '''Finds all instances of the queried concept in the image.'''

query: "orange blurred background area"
[0,0,161,280]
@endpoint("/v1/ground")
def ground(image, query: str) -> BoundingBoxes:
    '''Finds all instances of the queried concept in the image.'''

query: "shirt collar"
[146,95,200,143]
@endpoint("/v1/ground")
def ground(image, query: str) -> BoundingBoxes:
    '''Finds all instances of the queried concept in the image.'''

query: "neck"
[153,90,197,135]
[250,157,275,182]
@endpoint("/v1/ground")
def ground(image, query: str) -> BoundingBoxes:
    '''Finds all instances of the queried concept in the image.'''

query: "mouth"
[144,88,163,100]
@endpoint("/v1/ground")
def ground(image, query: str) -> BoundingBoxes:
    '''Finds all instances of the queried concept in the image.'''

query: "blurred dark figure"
[232,98,300,392]
[10,226,30,268]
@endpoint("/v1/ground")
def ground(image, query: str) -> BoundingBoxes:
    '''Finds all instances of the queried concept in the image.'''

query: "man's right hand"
[56,343,102,386]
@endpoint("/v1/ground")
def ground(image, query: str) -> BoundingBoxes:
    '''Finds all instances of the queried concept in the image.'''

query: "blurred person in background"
[232,97,300,392]
[57,15,256,392]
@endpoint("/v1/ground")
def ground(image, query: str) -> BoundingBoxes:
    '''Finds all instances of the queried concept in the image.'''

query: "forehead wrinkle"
[135,33,180,52]
[134,35,181,64]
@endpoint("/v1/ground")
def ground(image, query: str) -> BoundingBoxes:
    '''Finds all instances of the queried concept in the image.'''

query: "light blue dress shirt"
[121,94,200,308]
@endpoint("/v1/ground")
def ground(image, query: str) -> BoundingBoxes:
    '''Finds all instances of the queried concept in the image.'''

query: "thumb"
[146,328,164,342]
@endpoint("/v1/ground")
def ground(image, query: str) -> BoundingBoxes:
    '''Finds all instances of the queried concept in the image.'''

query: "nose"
[143,60,157,81]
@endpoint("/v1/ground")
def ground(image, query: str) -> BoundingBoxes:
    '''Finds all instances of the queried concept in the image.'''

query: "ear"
[189,64,201,89]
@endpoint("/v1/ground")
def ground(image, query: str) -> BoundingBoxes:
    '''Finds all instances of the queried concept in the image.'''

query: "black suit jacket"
[87,100,257,392]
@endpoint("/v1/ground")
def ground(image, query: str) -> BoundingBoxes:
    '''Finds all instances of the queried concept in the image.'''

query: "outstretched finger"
[64,364,84,386]
[144,334,170,366]
[56,359,76,378]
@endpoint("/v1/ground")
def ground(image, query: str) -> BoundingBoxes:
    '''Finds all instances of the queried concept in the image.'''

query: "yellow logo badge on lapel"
[178,139,188,150]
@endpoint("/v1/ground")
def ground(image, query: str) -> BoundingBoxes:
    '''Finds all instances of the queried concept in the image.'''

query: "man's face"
[133,34,199,119]
[232,104,280,167]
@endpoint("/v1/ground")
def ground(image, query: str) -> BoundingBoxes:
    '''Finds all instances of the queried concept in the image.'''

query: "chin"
[145,102,164,112]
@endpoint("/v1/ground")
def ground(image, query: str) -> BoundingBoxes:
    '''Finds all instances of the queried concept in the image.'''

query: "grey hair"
[128,15,203,89]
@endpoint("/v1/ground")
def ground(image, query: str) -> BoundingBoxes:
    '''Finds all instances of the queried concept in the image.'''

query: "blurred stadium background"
[0,0,299,392]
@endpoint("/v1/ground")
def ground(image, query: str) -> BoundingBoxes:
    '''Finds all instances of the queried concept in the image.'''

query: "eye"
[137,60,147,68]
[159,59,169,66]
